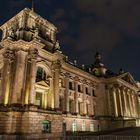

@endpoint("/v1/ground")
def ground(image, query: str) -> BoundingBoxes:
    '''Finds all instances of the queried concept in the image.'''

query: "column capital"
[28,48,38,60]
[3,49,15,62]
[124,87,131,93]
[106,84,115,90]
[52,59,61,70]
[113,83,122,88]
[120,86,125,90]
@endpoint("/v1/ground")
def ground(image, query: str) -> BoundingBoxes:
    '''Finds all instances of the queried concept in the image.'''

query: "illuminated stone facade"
[0,8,139,137]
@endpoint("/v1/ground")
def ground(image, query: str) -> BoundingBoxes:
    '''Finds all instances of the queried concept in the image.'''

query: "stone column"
[74,80,78,114]
[80,102,84,115]
[134,93,139,118]
[83,84,87,115]
[129,91,134,117]
[115,85,123,117]
[133,93,138,117]
[52,60,61,109]
[120,86,127,117]
[0,49,15,105]
[48,77,54,109]
[28,48,38,105]
[127,89,132,117]
[124,88,130,117]
[43,90,48,109]
[112,87,118,117]
[106,86,112,116]
[90,87,94,116]
[64,73,69,113]
[131,93,135,117]
[12,50,27,104]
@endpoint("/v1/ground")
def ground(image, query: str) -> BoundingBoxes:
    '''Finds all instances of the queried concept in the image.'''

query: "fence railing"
[0,135,140,140]
[65,136,140,140]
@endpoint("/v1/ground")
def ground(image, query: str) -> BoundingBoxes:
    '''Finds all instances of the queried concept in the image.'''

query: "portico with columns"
[107,83,139,119]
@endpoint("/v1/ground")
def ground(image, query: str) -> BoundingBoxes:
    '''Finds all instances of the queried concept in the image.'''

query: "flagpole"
[32,0,34,11]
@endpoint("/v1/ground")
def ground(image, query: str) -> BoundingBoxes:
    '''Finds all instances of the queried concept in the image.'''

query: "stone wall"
[64,116,99,132]
[0,111,63,137]
[99,118,136,131]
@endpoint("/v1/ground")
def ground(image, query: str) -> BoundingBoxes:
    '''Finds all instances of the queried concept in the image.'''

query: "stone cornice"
[105,78,139,92]
[62,62,100,84]
[38,49,64,63]
[0,8,57,31]
[0,39,45,51]
[117,78,138,91]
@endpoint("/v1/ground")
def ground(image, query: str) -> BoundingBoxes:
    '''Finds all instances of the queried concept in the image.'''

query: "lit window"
[90,123,94,132]
[42,120,51,133]
[35,92,42,106]
[72,121,77,132]
[82,122,86,131]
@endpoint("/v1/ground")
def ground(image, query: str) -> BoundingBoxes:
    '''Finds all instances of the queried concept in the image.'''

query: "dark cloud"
[0,0,140,79]
[76,23,121,51]
[74,0,140,39]
[9,0,26,8]
[52,9,66,21]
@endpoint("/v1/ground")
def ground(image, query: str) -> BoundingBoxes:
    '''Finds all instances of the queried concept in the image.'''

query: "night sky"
[0,0,140,81]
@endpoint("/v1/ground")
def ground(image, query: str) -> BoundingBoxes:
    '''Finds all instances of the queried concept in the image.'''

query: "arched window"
[36,66,46,82]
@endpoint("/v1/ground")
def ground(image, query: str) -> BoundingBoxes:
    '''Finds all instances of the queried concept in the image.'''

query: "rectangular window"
[35,92,42,106]
[86,87,89,94]
[90,124,94,132]
[69,81,73,90]
[78,85,81,92]
[37,67,43,80]
[42,121,51,133]
[82,123,86,131]
[36,67,46,81]
[92,90,96,96]
[72,122,77,132]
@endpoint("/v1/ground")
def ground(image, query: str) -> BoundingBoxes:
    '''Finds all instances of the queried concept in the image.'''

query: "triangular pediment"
[36,80,50,88]
[118,72,137,87]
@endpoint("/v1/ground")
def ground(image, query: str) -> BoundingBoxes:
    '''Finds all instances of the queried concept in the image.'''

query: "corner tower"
[0,8,63,136]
